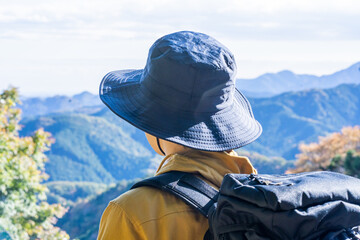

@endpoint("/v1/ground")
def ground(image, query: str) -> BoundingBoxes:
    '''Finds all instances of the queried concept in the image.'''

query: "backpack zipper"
[248,174,293,186]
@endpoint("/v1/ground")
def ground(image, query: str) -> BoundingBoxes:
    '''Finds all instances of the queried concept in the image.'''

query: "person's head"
[100,31,262,155]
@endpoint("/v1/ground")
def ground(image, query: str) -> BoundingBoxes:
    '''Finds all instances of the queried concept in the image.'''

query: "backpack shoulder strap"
[131,171,218,218]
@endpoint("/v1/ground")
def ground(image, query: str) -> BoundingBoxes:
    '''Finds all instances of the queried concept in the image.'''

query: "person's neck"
[162,140,190,155]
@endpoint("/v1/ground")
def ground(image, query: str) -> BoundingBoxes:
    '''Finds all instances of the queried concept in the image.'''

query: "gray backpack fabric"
[132,171,360,240]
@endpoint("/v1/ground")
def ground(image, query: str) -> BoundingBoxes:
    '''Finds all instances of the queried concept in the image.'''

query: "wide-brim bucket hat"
[99,31,262,151]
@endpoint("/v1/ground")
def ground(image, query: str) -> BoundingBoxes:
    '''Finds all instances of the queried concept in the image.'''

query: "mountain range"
[236,62,360,96]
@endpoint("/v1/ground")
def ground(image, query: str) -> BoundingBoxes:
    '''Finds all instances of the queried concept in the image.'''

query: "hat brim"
[99,69,262,151]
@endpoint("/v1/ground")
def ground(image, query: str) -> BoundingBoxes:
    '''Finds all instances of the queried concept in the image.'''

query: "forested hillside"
[245,83,360,159]
[20,114,156,183]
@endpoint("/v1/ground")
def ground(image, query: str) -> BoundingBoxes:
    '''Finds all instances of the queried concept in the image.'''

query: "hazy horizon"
[11,60,358,98]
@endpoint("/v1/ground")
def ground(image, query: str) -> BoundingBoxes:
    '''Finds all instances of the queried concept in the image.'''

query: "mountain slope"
[91,107,153,152]
[244,83,360,159]
[20,113,154,183]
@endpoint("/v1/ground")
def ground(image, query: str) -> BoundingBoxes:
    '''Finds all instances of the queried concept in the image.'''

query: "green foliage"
[327,151,360,178]
[0,88,69,240]
[328,154,343,172]
[344,150,360,177]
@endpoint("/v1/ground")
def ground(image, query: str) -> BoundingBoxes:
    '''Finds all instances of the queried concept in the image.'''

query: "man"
[97,31,262,240]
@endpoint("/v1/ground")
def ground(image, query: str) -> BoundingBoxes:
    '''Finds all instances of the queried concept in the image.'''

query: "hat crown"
[149,31,235,71]
[140,31,237,113]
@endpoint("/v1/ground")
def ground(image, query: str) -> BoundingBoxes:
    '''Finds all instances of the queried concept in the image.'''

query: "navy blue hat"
[99,31,262,151]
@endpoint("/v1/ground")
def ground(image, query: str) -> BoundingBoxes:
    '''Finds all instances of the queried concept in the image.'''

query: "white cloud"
[0,0,359,95]
[1,0,359,41]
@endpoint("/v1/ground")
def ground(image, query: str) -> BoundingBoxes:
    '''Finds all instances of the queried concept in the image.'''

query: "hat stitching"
[101,97,260,151]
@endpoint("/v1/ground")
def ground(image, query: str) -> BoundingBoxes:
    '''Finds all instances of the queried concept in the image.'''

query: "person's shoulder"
[99,186,209,240]
[110,186,195,225]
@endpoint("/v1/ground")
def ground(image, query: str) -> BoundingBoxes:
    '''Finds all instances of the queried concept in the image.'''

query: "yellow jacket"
[97,150,256,240]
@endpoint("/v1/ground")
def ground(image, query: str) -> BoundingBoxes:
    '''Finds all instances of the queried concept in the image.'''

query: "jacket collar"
[156,150,256,188]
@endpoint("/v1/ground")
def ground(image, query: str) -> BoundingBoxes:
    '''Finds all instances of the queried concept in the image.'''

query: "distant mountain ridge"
[237,62,360,97]
[20,91,102,117]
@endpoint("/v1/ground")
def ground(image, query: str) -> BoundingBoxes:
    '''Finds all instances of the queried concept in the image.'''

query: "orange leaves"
[288,126,360,174]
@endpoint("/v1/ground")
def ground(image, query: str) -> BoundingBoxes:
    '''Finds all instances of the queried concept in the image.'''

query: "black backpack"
[132,171,360,240]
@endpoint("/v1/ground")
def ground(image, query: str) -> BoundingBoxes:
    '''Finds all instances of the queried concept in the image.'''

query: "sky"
[0,0,359,96]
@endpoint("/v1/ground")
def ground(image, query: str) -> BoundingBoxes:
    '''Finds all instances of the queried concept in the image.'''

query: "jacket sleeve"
[97,202,146,240]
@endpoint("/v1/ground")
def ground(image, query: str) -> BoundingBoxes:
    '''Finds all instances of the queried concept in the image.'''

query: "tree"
[288,126,360,176]
[0,88,69,240]
[344,150,360,177]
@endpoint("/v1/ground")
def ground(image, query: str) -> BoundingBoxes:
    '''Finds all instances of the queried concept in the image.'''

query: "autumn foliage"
[0,88,69,240]
[288,126,360,176]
